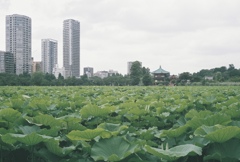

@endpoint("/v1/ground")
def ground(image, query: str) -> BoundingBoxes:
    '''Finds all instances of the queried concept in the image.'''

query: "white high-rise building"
[63,19,80,78]
[6,14,32,75]
[41,39,58,74]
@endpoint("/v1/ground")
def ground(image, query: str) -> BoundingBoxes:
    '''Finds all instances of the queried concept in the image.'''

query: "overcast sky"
[1,0,240,75]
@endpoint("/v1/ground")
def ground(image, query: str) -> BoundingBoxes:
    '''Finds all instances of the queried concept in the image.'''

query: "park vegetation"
[1,86,240,161]
[0,63,240,86]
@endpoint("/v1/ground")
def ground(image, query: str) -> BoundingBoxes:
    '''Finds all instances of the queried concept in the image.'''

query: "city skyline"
[1,0,240,75]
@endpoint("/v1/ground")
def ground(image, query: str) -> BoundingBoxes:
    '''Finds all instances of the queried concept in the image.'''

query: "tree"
[142,67,153,86]
[130,61,142,85]
[31,72,45,86]
[214,72,223,81]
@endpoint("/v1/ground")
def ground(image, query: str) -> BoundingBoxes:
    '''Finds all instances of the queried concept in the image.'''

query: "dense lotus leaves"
[25,114,65,129]
[145,144,202,161]
[0,108,21,123]
[221,103,240,119]
[58,114,86,132]
[10,98,26,109]
[97,123,128,137]
[194,125,240,143]
[185,109,212,119]
[187,113,231,129]
[45,138,75,157]
[80,105,110,118]
[67,128,105,141]
[1,132,52,145]
[183,136,210,147]
[91,136,138,161]
[204,139,240,161]
[159,125,189,138]
[18,125,41,134]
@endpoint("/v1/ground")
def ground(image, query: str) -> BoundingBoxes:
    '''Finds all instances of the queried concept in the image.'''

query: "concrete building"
[127,61,142,75]
[41,39,58,74]
[108,69,118,76]
[83,67,94,78]
[63,19,80,78]
[94,71,109,79]
[53,64,66,79]
[32,61,42,73]
[0,51,14,73]
[6,14,32,75]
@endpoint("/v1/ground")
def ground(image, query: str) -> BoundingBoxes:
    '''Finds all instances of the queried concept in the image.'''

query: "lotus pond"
[0,86,240,162]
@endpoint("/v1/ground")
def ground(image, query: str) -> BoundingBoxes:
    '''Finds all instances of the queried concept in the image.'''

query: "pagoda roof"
[152,66,170,74]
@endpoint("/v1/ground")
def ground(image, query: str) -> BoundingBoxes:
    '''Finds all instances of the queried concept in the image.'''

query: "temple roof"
[152,66,170,74]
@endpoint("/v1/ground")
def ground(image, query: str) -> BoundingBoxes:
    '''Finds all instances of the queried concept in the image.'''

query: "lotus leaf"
[91,136,138,161]
[194,125,240,143]
[0,108,21,122]
[67,128,104,141]
[145,144,202,161]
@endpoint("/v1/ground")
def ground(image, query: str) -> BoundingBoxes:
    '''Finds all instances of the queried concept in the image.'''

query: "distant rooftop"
[152,66,170,74]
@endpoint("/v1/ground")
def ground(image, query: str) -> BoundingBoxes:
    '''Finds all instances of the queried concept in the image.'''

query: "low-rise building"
[83,67,94,78]
[152,66,170,84]
[32,61,42,73]
[53,64,66,79]
[0,51,14,73]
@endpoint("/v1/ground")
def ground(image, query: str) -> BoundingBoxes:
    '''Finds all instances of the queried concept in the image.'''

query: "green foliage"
[91,136,138,161]
[145,144,202,161]
[0,86,240,161]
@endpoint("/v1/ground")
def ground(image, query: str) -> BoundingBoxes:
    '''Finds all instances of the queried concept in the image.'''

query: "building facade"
[83,67,94,78]
[41,39,58,74]
[63,19,80,78]
[94,71,109,79]
[32,61,42,73]
[0,51,14,73]
[53,64,66,79]
[6,14,32,75]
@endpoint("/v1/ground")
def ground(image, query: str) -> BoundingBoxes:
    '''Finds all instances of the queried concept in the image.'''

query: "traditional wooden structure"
[152,66,170,84]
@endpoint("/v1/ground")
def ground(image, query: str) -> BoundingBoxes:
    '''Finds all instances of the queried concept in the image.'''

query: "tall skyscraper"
[63,19,80,77]
[6,14,32,75]
[41,39,58,74]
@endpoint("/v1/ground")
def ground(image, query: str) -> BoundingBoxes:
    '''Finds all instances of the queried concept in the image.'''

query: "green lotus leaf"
[188,113,231,129]
[80,105,110,118]
[91,136,138,161]
[128,107,147,116]
[67,128,104,141]
[0,108,21,122]
[160,125,189,138]
[2,132,51,145]
[98,123,128,136]
[45,138,75,157]
[185,110,212,119]
[194,125,240,143]
[19,125,41,134]
[145,144,202,161]
[204,139,240,161]
[1,133,18,145]
[29,114,65,128]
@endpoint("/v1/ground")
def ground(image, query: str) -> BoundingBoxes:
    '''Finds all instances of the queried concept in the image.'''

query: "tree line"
[0,62,239,86]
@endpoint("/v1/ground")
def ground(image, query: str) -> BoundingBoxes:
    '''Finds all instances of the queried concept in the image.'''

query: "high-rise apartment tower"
[41,39,58,74]
[63,19,80,77]
[6,14,32,74]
